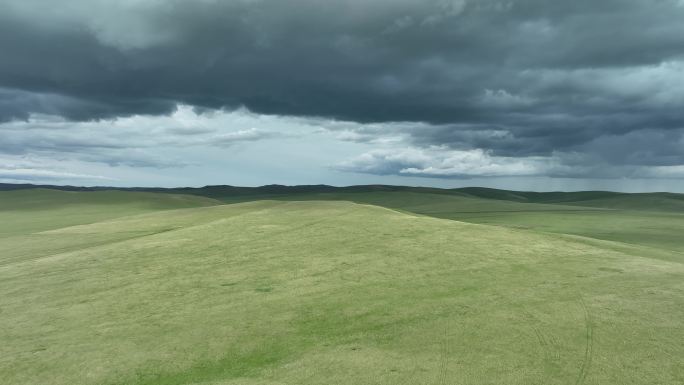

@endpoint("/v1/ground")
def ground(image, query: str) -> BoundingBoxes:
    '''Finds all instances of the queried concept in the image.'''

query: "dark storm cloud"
[1,0,684,176]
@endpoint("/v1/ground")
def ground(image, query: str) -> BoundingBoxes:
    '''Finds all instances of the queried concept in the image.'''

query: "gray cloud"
[0,106,285,168]
[1,0,684,180]
[0,168,111,182]
[334,147,684,180]
[201,128,284,147]
[0,159,112,182]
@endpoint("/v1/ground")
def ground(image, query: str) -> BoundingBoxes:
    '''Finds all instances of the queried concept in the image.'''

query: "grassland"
[211,190,684,256]
[1,187,683,384]
[0,189,221,237]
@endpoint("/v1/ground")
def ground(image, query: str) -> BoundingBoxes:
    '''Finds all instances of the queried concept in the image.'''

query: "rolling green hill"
[0,188,220,237]
[1,198,683,385]
[454,187,684,212]
[3,184,684,252]
[5,183,684,254]
[2,187,684,384]
[5,183,684,213]
[188,189,684,254]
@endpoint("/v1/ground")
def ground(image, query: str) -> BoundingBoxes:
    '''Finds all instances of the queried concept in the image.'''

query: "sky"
[2,0,684,192]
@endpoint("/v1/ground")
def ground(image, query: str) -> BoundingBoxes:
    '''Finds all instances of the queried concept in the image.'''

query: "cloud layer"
[1,0,684,185]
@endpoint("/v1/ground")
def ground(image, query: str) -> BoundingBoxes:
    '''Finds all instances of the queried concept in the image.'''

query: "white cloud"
[0,158,113,183]
[481,89,535,108]
[335,146,684,180]
[0,168,112,182]
[200,128,282,147]
[0,105,293,167]
[335,147,548,178]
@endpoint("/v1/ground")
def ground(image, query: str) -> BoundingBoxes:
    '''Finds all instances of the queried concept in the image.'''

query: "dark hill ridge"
[0,183,464,197]
[454,187,684,212]
[454,187,623,203]
[2,183,683,212]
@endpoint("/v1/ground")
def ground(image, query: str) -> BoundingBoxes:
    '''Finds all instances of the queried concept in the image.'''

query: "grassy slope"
[447,210,684,255]
[5,184,684,252]
[0,189,222,267]
[3,189,684,384]
[455,187,684,211]
[425,191,684,254]
[7,185,680,255]
[211,191,684,254]
[0,191,684,385]
[2,198,684,385]
[0,189,221,237]
[167,185,684,213]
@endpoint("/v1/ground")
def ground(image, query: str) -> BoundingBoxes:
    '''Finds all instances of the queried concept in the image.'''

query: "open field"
[0,189,221,237]
[203,189,684,256]
[1,187,684,384]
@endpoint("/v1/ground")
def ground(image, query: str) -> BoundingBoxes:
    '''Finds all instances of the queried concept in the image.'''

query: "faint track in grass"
[521,309,561,366]
[575,296,594,385]
[0,228,184,268]
[438,317,450,385]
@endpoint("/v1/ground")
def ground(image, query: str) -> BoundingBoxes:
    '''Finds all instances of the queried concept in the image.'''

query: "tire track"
[575,296,594,385]
[521,308,561,370]
[438,318,450,385]
[524,311,551,362]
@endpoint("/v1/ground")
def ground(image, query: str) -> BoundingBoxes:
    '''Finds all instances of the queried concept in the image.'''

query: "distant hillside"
[0,188,221,236]
[0,188,220,210]
[0,183,451,196]
[2,183,684,213]
[453,187,684,212]
[453,187,623,203]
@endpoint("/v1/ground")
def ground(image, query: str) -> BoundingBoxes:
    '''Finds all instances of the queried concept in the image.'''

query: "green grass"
[212,190,684,255]
[455,187,684,211]
[1,189,683,384]
[0,189,221,237]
